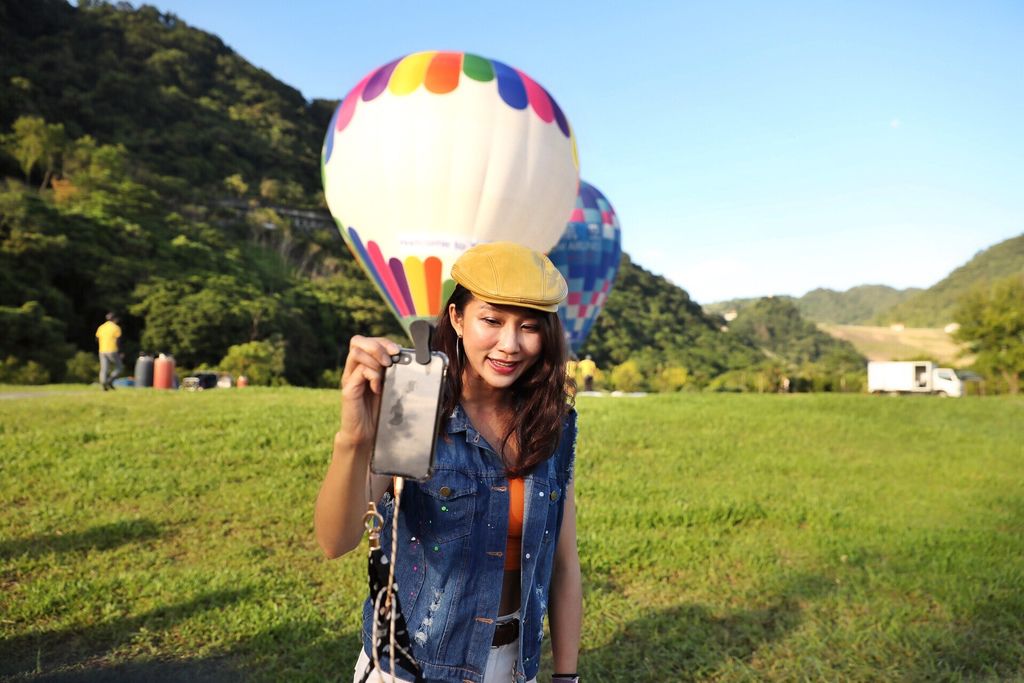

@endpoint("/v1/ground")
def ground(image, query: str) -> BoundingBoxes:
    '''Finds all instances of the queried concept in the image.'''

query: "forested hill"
[0,0,334,198]
[706,285,920,325]
[726,297,863,371]
[799,285,919,324]
[1,0,404,387]
[582,255,765,383]
[878,233,1024,327]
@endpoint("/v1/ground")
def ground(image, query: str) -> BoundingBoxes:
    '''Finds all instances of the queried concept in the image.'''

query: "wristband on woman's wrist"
[552,674,579,682]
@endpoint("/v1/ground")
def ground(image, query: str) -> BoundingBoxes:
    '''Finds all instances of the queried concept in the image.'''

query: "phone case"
[371,349,449,481]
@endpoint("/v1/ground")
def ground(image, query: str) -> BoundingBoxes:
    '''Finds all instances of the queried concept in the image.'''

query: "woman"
[315,242,583,683]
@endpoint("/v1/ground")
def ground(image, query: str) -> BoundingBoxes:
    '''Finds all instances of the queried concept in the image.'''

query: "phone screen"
[371,349,448,481]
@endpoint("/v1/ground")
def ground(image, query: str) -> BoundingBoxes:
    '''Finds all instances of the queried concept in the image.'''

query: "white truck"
[867,361,963,397]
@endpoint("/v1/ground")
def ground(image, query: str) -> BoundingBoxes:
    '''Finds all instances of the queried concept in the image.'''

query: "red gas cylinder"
[153,354,176,389]
[236,375,249,388]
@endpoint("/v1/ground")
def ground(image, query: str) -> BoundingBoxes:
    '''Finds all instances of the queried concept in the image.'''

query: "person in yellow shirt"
[578,354,597,392]
[95,312,123,390]
[565,353,579,397]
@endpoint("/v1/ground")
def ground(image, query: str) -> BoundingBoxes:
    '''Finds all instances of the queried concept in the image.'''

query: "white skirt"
[350,610,536,683]
[352,642,535,683]
[352,611,537,683]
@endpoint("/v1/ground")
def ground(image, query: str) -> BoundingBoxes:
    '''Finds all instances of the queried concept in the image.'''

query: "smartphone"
[371,348,449,481]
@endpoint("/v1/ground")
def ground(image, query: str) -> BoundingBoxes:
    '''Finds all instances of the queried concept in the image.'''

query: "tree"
[9,117,46,182]
[0,301,73,381]
[610,360,643,392]
[224,173,248,197]
[259,178,281,202]
[953,274,1024,394]
[8,116,66,188]
[63,136,129,191]
[65,350,99,383]
[0,357,50,384]
[130,275,280,367]
[219,338,286,386]
[652,365,689,393]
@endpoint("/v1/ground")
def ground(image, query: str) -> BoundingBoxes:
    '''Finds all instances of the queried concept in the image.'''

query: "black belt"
[492,618,519,646]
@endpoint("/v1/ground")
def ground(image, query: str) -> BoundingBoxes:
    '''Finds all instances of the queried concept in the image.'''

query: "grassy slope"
[1,389,1022,681]
[817,324,970,366]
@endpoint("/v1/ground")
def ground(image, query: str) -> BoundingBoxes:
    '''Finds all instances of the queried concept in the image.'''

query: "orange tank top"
[505,477,524,570]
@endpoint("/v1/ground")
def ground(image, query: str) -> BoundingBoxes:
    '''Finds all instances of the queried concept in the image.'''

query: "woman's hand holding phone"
[315,335,401,559]
[339,335,401,447]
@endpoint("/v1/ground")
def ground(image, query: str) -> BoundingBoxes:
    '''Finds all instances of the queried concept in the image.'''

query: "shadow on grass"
[32,658,245,682]
[0,588,252,680]
[0,519,163,560]
[221,622,363,682]
[580,572,834,681]
[909,498,1024,680]
[912,593,1024,680]
[25,622,364,683]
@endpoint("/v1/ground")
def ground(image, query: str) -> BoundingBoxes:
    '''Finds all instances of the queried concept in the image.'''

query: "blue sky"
[137,0,1023,303]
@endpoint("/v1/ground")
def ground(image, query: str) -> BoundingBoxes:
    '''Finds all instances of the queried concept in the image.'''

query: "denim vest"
[361,404,578,682]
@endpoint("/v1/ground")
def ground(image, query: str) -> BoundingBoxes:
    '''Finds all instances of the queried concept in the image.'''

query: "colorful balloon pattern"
[548,181,622,353]
[322,51,580,336]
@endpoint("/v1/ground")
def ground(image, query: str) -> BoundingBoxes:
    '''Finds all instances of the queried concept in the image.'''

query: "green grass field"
[2,388,1022,681]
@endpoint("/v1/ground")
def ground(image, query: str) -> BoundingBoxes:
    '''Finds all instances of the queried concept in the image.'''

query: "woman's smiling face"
[450,297,544,391]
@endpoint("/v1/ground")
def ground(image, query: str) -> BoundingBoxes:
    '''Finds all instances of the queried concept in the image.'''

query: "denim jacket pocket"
[416,471,478,544]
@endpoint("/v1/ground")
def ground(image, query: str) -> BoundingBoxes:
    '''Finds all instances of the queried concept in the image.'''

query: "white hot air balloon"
[322,51,580,335]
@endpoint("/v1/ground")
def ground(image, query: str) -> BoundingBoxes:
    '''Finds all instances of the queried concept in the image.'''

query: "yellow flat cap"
[451,242,568,312]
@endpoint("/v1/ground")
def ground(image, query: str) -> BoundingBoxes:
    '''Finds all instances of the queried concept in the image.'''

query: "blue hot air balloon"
[548,181,622,353]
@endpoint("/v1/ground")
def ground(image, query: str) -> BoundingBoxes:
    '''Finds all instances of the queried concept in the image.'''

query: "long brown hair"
[434,285,574,477]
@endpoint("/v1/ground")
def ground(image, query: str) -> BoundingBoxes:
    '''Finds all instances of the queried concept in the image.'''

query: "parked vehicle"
[181,373,218,391]
[867,361,963,397]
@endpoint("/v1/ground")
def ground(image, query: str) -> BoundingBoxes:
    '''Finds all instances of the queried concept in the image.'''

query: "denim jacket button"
[439,486,452,498]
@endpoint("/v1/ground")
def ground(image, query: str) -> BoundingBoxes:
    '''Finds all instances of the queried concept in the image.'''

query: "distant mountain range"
[706,233,1024,327]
